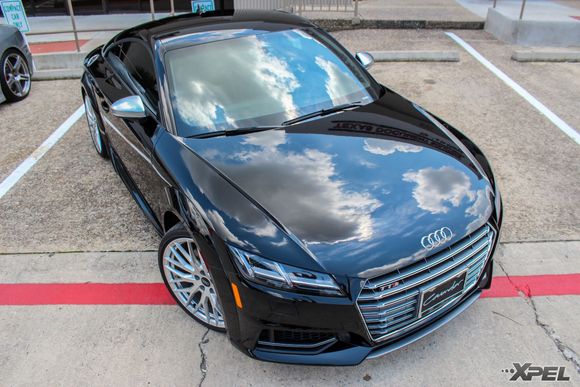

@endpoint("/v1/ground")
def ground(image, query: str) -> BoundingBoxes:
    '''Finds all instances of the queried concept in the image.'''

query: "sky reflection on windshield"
[165,29,373,136]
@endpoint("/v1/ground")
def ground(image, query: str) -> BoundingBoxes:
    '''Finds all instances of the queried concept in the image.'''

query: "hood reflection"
[403,166,476,215]
[184,91,494,277]
[215,141,382,244]
[363,138,423,156]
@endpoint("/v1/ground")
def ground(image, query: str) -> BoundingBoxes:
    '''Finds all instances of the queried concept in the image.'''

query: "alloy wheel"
[162,237,225,329]
[3,53,30,98]
[83,96,103,154]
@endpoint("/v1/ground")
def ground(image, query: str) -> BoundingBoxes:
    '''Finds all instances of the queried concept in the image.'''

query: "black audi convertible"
[81,10,502,365]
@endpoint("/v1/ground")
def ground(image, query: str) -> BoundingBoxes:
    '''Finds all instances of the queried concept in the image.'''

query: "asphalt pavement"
[0,29,578,386]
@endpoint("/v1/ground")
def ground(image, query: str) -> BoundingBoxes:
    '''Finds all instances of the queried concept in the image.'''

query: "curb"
[313,19,484,31]
[485,8,580,48]
[33,52,85,71]
[370,50,460,62]
[512,50,580,62]
[33,69,83,81]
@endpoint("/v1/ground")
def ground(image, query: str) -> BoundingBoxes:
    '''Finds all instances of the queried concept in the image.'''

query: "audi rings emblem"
[421,227,453,250]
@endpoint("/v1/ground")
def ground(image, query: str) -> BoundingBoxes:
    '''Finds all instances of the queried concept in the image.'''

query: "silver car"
[0,24,33,103]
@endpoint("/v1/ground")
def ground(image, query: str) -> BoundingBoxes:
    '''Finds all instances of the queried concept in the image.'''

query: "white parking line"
[446,32,580,146]
[0,105,85,200]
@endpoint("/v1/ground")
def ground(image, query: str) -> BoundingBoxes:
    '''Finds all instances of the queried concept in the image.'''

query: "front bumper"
[257,290,482,365]
[210,202,502,366]
[222,255,494,366]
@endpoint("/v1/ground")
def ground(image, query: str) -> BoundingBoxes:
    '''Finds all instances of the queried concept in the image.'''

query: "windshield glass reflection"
[164,29,376,136]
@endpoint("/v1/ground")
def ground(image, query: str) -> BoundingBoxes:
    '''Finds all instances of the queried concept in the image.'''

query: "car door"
[98,39,168,229]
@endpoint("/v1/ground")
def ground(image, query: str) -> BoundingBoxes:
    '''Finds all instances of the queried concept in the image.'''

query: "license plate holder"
[419,270,467,317]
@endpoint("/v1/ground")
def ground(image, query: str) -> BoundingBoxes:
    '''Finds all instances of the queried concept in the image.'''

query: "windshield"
[164,28,378,137]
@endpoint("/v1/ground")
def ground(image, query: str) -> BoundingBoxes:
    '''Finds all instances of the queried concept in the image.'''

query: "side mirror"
[111,95,146,119]
[355,52,375,70]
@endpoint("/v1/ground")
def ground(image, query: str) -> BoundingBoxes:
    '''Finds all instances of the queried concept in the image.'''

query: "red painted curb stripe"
[0,274,578,305]
[481,277,520,298]
[29,40,90,54]
[0,283,174,305]
[481,273,580,298]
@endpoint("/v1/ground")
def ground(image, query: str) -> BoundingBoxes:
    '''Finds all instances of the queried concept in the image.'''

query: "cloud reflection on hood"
[403,166,475,214]
[363,138,423,156]
[207,209,250,247]
[465,187,493,233]
[216,144,382,244]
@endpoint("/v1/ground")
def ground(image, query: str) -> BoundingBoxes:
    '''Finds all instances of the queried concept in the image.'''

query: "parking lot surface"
[0,29,578,386]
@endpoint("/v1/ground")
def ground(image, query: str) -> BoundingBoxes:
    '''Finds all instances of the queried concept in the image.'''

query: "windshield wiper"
[189,126,278,139]
[188,102,365,138]
[282,101,364,126]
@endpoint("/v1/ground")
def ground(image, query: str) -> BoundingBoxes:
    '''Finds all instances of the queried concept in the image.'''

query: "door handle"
[101,101,109,112]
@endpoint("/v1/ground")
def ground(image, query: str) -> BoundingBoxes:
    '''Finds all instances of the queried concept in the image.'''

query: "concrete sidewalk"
[311,0,483,21]
[1,243,578,386]
[459,0,580,46]
[458,0,580,21]
[19,0,485,46]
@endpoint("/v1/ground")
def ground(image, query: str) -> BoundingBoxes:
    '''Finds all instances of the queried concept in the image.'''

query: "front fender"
[153,130,323,273]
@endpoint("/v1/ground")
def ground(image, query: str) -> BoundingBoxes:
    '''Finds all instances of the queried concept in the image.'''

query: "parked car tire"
[83,94,109,158]
[1,49,31,102]
[159,224,227,332]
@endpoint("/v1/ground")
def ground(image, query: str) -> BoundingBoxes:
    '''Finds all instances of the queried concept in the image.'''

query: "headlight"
[228,245,343,296]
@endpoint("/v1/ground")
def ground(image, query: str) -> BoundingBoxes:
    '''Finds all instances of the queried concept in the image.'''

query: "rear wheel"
[1,49,31,102]
[83,94,108,158]
[159,224,226,332]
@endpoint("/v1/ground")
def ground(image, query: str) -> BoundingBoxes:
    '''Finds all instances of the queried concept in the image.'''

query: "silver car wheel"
[83,95,103,154]
[163,237,225,329]
[3,52,31,98]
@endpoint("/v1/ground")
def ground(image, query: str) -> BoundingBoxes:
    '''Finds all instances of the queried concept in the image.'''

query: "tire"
[83,93,109,159]
[1,49,31,102]
[159,224,226,332]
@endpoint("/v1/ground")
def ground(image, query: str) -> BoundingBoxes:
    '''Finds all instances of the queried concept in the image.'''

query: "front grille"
[357,224,494,342]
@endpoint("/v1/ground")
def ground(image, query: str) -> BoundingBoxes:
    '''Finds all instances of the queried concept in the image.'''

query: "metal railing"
[493,0,528,20]
[235,0,353,13]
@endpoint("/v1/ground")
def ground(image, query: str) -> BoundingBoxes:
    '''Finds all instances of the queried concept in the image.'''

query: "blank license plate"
[419,270,467,317]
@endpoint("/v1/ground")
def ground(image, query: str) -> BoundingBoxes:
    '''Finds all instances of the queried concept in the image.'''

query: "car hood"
[183,90,494,278]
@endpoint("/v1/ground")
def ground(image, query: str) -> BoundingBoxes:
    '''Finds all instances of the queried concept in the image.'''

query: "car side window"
[107,40,159,108]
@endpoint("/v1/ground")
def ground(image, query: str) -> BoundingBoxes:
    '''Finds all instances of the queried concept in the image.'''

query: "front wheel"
[159,224,226,332]
[1,49,31,102]
[83,94,108,158]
